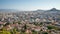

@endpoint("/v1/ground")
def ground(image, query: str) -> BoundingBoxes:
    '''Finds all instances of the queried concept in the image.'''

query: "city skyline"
[0,0,60,11]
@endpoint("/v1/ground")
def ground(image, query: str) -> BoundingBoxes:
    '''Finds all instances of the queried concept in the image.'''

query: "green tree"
[47,26,53,30]
[0,28,11,34]
[42,32,48,34]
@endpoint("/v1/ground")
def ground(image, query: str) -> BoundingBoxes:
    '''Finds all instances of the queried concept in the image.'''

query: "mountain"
[49,8,60,11]
[33,9,45,12]
[0,9,20,12]
[0,8,60,13]
[33,8,60,12]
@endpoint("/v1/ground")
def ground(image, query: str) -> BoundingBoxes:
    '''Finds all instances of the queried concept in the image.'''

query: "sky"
[0,0,60,11]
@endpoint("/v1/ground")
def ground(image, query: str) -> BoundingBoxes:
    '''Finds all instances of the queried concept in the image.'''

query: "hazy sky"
[0,0,60,11]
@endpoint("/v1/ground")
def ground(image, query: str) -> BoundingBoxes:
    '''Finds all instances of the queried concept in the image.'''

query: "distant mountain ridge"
[0,9,20,12]
[34,8,60,12]
[49,8,60,11]
[0,8,60,12]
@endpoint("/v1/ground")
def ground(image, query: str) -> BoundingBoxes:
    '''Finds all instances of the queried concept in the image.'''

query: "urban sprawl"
[0,8,60,34]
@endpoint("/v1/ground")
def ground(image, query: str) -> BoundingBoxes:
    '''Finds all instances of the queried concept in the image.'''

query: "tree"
[42,32,48,34]
[0,28,11,34]
[47,26,53,30]
[24,24,27,30]
[40,22,43,25]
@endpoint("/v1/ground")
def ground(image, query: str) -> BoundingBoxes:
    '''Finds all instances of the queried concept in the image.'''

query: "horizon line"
[0,8,60,11]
